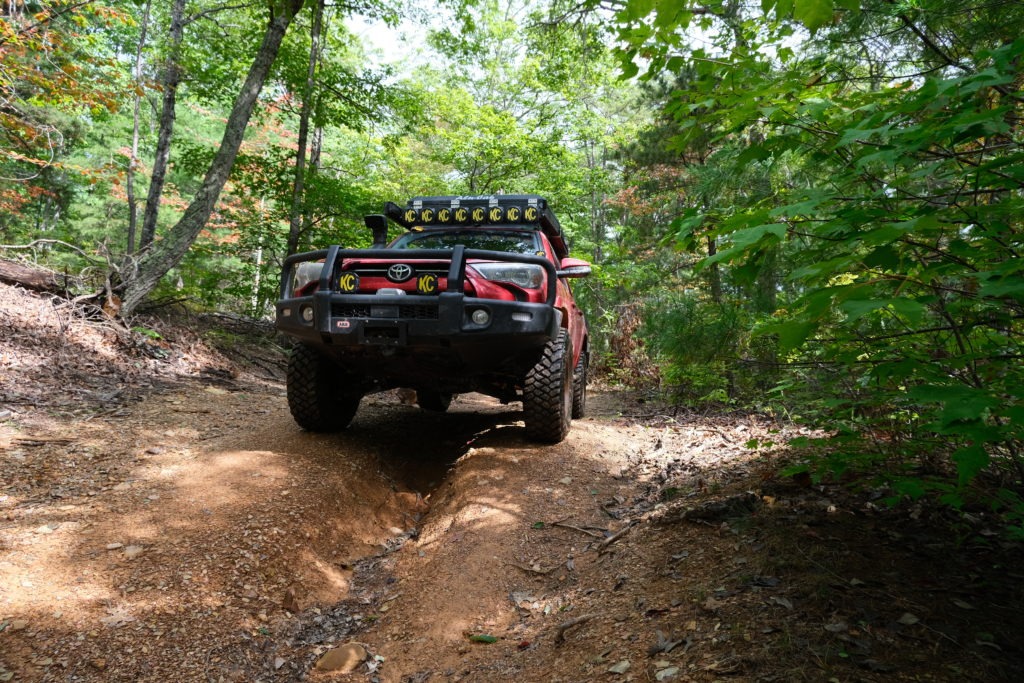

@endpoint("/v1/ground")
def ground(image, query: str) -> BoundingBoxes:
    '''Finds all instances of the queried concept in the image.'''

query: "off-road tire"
[523,329,573,443]
[572,348,588,419]
[286,344,361,432]
[417,390,453,413]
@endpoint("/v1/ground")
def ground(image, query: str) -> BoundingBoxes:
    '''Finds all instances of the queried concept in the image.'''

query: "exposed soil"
[1,282,1022,682]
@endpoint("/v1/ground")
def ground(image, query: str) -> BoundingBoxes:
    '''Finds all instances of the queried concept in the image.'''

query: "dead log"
[0,259,74,293]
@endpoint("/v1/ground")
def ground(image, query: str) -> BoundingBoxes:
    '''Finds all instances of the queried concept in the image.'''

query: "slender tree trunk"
[139,0,186,251]
[707,235,723,304]
[120,0,306,315]
[309,125,323,170]
[126,0,152,255]
[286,0,323,256]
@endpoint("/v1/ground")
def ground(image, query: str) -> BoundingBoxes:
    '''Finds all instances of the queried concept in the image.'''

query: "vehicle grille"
[331,303,439,320]
[340,264,450,280]
[400,305,440,320]
[332,304,371,317]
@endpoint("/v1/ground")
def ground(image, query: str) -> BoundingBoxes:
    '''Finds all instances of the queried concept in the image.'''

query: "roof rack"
[383,194,568,258]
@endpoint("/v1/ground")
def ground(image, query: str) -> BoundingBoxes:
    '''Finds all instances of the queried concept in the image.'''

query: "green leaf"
[979,277,1024,302]
[626,0,656,21]
[789,255,857,281]
[793,0,834,32]
[892,477,927,500]
[620,58,640,80]
[758,319,818,350]
[854,147,901,170]
[769,189,834,218]
[703,223,787,266]
[908,385,1000,425]
[654,0,690,29]
[953,445,989,488]
[862,245,901,271]
[840,298,926,323]
[837,125,892,147]
[469,634,498,644]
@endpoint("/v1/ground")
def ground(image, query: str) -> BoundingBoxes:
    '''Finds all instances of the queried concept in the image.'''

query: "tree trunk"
[126,0,153,255]
[139,0,186,252]
[120,0,306,316]
[707,235,723,304]
[286,0,324,256]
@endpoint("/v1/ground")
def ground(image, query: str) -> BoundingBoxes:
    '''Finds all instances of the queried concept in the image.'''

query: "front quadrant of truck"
[275,194,591,443]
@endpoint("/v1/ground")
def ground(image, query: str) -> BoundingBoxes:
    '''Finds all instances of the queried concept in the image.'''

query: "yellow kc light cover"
[338,271,360,292]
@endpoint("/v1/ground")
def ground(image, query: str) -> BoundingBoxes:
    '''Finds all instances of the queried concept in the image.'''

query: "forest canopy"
[1,0,1022,530]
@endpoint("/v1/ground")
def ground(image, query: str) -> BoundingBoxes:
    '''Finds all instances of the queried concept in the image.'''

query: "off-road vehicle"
[275,194,590,443]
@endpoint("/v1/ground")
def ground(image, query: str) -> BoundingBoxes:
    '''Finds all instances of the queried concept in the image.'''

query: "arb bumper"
[275,245,562,349]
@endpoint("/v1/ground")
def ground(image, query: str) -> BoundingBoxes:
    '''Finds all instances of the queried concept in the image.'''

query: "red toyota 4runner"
[275,194,591,443]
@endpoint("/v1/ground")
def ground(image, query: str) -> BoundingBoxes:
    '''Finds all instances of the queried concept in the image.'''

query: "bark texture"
[139,0,186,251]
[286,0,324,257]
[0,259,74,293]
[120,0,306,315]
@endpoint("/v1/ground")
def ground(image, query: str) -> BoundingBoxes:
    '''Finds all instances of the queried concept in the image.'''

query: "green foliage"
[0,2,129,239]
[640,290,783,405]
[612,0,1024,523]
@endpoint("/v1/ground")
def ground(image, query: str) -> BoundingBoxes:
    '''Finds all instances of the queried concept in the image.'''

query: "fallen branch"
[14,437,75,447]
[552,520,607,538]
[597,521,635,553]
[554,614,596,644]
[0,239,103,263]
[0,259,76,293]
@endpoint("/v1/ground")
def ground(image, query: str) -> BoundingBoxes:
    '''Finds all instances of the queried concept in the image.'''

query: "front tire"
[572,348,588,419]
[286,344,361,432]
[523,330,573,443]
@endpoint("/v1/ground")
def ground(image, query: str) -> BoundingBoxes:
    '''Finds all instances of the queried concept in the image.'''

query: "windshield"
[392,229,541,255]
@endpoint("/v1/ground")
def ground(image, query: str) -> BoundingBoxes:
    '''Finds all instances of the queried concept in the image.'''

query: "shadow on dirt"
[338,393,527,493]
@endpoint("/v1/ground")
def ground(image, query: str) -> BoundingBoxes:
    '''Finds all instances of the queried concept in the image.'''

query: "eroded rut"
[1,379,635,682]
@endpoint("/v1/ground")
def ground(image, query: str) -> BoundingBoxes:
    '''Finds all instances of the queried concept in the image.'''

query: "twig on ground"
[552,520,607,538]
[597,521,635,553]
[554,614,597,644]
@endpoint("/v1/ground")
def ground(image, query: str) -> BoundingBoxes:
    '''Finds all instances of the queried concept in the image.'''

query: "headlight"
[291,261,324,294]
[472,262,545,289]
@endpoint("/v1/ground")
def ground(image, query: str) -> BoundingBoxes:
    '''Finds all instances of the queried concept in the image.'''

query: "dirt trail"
[2,283,1023,682]
[0,370,645,682]
[0,370,663,682]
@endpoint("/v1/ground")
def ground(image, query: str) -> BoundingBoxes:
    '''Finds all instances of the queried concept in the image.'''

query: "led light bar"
[382,194,568,258]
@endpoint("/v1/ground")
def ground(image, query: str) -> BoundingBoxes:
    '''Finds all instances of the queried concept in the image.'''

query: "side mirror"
[365,214,388,247]
[556,257,591,278]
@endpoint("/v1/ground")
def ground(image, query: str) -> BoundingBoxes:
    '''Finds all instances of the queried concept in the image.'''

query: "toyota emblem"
[386,263,414,282]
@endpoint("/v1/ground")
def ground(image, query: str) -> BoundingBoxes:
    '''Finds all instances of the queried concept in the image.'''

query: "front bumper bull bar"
[274,245,562,347]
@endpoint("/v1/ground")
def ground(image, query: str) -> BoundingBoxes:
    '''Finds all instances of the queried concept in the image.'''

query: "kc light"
[471,309,491,325]
[472,262,545,289]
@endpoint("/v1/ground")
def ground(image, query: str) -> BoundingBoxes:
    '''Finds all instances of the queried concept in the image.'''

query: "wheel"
[572,348,588,419]
[416,390,453,412]
[523,329,573,443]
[286,344,361,432]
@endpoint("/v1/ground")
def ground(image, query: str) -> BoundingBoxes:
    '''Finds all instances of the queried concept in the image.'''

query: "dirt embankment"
[1,282,1022,683]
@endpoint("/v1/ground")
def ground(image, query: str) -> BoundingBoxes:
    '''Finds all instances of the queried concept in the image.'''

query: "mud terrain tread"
[287,344,361,432]
[572,348,587,419]
[523,330,573,443]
